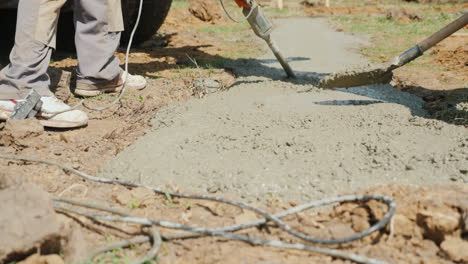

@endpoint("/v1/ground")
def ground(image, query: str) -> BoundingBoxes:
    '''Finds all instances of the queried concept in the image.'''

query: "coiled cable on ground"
[0,153,395,264]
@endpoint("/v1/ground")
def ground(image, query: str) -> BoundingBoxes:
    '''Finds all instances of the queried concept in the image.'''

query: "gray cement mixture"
[100,18,467,202]
[317,63,394,88]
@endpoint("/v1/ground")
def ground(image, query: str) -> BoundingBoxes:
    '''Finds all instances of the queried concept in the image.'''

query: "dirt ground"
[1,0,468,263]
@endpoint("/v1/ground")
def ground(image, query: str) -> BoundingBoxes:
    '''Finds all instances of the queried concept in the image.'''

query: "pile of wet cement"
[318,63,394,88]
[100,79,466,202]
[99,18,467,203]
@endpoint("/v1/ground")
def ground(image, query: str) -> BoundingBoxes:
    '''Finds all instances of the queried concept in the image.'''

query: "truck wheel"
[1,0,172,54]
[56,0,172,51]
[121,0,173,44]
[0,10,16,56]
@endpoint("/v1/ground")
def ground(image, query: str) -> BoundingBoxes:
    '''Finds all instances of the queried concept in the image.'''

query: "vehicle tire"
[1,0,172,54]
[121,0,173,44]
[55,0,172,51]
[0,10,16,58]
[56,11,76,52]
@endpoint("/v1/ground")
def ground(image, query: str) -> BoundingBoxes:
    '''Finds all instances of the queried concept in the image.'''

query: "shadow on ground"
[1,24,466,126]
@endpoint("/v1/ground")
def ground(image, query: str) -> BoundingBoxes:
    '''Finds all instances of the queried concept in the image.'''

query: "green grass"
[196,23,250,35]
[84,246,159,264]
[194,20,261,64]
[264,7,303,17]
[171,0,190,10]
[331,11,464,64]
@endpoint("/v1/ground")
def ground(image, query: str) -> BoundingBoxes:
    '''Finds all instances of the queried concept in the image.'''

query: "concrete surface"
[100,18,467,202]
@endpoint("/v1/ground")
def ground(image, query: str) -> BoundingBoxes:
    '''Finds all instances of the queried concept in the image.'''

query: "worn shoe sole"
[129,82,146,90]
[74,86,123,97]
[1,108,87,128]
[38,117,88,128]
[0,108,12,121]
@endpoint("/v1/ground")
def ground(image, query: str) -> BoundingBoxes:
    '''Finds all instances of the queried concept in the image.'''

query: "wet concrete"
[317,63,394,88]
[100,18,467,202]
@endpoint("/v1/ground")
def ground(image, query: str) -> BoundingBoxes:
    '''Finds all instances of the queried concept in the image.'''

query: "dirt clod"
[418,207,461,235]
[391,214,421,238]
[0,184,62,263]
[189,0,222,22]
[17,254,65,264]
[431,34,468,81]
[0,119,44,149]
[385,8,423,22]
[441,236,468,262]
[300,0,324,8]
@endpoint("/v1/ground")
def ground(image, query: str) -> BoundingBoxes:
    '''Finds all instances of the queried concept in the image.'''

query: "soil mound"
[189,0,222,22]
[385,7,423,23]
[431,34,468,81]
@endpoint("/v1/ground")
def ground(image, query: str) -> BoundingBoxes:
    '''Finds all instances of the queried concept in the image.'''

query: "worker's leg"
[0,0,64,100]
[74,0,122,85]
[0,0,88,128]
[74,0,146,96]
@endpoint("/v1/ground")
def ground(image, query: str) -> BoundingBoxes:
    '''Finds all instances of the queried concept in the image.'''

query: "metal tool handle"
[266,37,296,78]
[393,13,468,67]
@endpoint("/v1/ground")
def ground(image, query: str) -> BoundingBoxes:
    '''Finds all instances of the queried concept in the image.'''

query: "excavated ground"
[1,5,468,264]
[100,18,467,203]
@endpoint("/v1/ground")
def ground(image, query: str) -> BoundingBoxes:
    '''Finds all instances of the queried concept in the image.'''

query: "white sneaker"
[0,99,17,121]
[75,71,147,97]
[122,71,147,90]
[0,97,88,128]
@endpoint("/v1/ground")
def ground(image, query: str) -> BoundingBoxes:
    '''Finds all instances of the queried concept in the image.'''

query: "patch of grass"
[196,23,250,35]
[426,93,468,125]
[194,23,261,65]
[84,244,159,264]
[171,0,190,10]
[331,9,465,64]
[433,108,468,126]
[90,248,129,264]
[264,7,303,17]
[128,199,139,209]
[198,57,228,69]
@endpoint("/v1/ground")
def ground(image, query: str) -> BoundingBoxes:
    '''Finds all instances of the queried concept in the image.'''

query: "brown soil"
[385,7,423,23]
[189,0,223,22]
[2,174,467,263]
[392,34,468,126]
[431,34,468,81]
[1,1,468,263]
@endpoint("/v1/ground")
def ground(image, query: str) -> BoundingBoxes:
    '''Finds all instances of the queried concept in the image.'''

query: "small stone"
[111,191,133,206]
[367,200,388,220]
[351,215,370,233]
[392,214,420,238]
[441,236,468,262]
[207,186,220,193]
[419,208,461,234]
[234,210,258,225]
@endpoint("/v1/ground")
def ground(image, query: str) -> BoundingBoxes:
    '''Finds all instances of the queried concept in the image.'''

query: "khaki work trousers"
[0,0,124,99]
